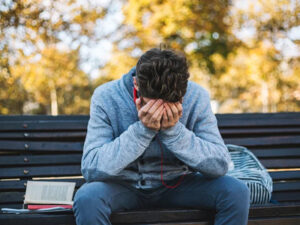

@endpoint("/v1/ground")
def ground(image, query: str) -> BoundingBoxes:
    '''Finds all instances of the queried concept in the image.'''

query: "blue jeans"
[73,173,250,225]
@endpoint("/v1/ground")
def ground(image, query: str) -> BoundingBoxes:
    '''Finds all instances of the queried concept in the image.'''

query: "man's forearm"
[158,121,231,178]
[82,120,157,182]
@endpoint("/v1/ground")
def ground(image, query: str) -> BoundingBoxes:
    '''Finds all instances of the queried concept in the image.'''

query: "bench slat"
[1,136,300,152]
[0,155,296,169]
[224,136,300,146]
[220,127,300,135]
[271,191,300,201]
[218,119,300,127]
[0,192,24,203]
[273,181,300,193]
[2,130,299,141]
[0,154,82,166]
[269,171,300,181]
[0,131,86,140]
[0,121,87,131]
[0,141,83,152]
[260,159,300,168]
[1,123,300,133]
[216,112,300,127]
[216,112,300,120]
[0,165,81,179]
[1,112,298,121]
[1,127,299,140]
[250,148,300,158]
[273,181,300,191]
[0,115,88,121]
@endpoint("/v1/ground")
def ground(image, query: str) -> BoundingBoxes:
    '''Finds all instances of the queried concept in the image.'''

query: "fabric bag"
[225,144,273,205]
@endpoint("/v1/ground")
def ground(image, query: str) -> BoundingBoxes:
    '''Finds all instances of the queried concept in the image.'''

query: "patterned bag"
[225,144,273,205]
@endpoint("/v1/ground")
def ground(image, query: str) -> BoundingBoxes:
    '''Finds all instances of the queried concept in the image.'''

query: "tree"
[210,0,300,112]
[12,47,92,114]
[0,0,111,114]
[101,0,239,85]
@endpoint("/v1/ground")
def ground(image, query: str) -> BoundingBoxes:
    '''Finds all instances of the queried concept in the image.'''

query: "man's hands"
[135,98,182,131]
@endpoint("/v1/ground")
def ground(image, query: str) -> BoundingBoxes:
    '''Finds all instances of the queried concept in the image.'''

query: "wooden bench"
[0,112,300,225]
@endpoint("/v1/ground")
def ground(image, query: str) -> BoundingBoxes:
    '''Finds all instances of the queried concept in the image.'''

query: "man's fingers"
[162,110,168,122]
[161,109,168,128]
[157,107,165,122]
[151,103,164,122]
[169,102,179,116]
[175,102,183,117]
[161,109,166,123]
[148,99,163,115]
[144,99,163,121]
[139,99,156,117]
[135,98,141,111]
[164,103,174,121]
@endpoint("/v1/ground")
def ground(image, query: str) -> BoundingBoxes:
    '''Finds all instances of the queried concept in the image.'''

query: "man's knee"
[217,176,250,209]
[73,182,113,225]
[74,182,110,208]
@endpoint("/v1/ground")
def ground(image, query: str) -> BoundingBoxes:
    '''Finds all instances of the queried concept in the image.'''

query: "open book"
[24,181,76,205]
[1,181,76,214]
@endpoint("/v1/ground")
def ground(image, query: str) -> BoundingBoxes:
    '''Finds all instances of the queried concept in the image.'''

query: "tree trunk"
[50,88,58,115]
[261,81,269,113]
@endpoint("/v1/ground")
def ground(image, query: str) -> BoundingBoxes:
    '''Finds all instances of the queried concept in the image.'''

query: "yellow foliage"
[10,47,92,114]
[1,0,299,114]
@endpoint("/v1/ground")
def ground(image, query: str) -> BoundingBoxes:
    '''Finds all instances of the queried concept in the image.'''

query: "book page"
[24,181,76,205]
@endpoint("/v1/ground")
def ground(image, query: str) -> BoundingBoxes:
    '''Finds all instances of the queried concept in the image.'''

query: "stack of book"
[1,181,75,214]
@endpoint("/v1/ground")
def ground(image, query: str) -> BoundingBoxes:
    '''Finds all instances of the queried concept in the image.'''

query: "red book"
[27,204,73,210]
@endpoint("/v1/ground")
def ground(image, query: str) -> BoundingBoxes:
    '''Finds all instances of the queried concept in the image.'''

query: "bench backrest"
[0,113,299,209]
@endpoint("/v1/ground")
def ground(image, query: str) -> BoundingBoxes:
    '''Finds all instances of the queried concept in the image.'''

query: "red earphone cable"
[156,136,186,189]
[133,87,138,104]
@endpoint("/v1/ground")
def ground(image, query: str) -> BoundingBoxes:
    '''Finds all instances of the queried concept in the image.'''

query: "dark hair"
[136,47,190,102]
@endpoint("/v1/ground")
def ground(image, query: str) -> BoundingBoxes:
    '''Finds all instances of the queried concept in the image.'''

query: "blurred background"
[0,0,299,115]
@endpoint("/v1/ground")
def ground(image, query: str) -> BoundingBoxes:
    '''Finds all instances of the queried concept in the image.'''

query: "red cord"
[133,87,138,104]
[156,136,186,189]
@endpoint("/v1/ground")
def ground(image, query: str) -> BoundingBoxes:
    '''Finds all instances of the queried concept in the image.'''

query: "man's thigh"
[153,172,248,210]
[73,180,147,212]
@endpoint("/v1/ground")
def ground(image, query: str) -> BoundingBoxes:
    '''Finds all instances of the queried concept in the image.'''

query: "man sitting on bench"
[73,47,250,225]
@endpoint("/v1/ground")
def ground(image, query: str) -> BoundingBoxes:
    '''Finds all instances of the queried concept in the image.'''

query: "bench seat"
[1,112,300,224]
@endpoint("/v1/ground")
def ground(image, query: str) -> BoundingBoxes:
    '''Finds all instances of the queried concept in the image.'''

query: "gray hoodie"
[81,66,232,189]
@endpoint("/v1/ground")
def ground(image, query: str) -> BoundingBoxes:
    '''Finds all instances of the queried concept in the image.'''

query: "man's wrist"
[137,121,159,136]
[159,121,183,137]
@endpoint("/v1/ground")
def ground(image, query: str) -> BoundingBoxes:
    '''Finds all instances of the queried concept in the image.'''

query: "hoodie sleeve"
[81,93,157,182]
[158,89,231,178]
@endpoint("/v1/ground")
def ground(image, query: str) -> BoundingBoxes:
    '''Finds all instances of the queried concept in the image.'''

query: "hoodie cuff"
[131,121,158,139]
[159,121,184,138]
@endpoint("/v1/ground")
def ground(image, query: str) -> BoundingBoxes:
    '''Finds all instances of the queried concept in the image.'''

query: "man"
[73,48,250,225]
